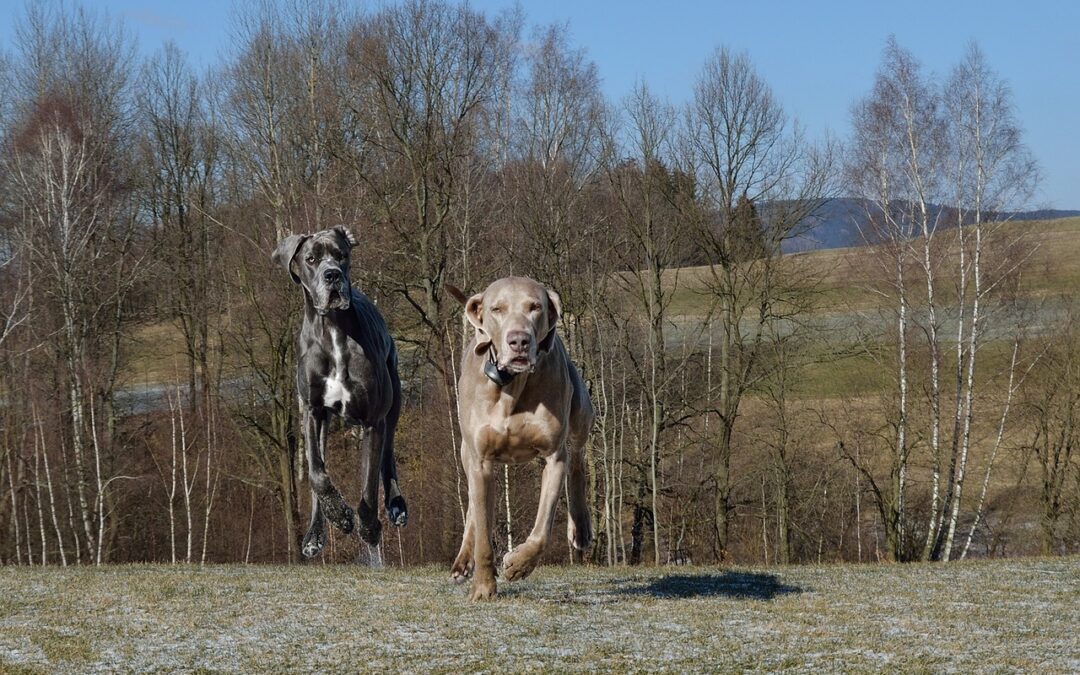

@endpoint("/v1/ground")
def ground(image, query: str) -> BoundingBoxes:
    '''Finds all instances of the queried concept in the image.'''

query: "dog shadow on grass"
[495,570,803,604]
[615,571,803,601]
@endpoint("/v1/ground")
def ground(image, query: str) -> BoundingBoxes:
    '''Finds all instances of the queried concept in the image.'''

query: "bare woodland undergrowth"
[2,0,1078,573]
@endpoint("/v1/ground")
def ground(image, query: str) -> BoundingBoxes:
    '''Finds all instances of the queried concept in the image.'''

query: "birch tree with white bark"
[846,38,1036,561]
[929,41,1037,561]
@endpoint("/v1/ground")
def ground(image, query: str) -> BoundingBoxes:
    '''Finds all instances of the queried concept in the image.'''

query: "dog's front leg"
[466,451,497,601]
[302,489,326,559]
[356,424,382,547]
[302,405,327,558]
[304,406,354,536]
[503,448,567,582]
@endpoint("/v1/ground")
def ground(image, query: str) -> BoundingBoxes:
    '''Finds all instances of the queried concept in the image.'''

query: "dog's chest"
[321,332,352,411]
[476,409,561,462]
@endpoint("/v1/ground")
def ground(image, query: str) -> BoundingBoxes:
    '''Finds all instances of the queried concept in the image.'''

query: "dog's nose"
[323,268,342,284]
[506,331,531,354]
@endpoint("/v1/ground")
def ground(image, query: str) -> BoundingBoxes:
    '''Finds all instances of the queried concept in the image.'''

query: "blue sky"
[2,0,1077,208]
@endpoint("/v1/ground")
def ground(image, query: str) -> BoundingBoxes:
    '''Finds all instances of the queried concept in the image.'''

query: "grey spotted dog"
[272,225,407,558]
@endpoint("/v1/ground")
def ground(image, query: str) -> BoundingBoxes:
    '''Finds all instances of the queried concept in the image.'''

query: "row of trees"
[0,0,1075,567]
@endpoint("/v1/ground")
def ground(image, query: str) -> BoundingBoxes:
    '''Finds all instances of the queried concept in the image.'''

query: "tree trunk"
[279,449,300,564]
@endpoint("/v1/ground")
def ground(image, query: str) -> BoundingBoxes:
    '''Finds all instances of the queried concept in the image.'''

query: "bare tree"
[931,41,1038,561]
[846,38,1037,562]
[4,19,145,558]
[341,0,515,373]
[601,83,699,564]
[847,37,945,561]
[504,22,604,329]
[686,47,835,560]
[137,42,222,407]
[1016,304,1080,556]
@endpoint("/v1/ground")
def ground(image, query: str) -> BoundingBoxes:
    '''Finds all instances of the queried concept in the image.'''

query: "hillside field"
[120,216,1080,402]
[1,556,1077,672]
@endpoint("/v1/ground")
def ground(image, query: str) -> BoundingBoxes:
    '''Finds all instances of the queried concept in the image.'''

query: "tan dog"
[445,277,593,601]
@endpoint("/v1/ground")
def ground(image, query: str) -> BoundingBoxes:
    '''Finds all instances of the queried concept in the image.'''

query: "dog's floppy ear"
[538,287,562,353]
[464,293,485,331]
[465,292,491,355]
[333,224,358,249]
[445,284,491,355]
[271,234,310,284]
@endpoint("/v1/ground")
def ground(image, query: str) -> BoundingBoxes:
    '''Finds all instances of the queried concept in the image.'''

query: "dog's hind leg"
[356,424,383,547]
[451,443,476,583]
[566,441,593,554]
[566,369,594,555]
[302,491,325,559]
[381,360,408,527]
[304,406,354,536]
[565,434,591,557]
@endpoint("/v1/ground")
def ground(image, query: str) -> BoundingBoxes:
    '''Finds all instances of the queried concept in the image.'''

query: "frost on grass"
[0,557,1077,672]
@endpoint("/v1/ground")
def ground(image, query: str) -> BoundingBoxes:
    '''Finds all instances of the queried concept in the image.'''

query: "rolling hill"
[784,197,1080,252]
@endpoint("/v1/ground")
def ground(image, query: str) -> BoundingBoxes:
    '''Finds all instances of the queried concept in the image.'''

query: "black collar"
[483,346,517,387]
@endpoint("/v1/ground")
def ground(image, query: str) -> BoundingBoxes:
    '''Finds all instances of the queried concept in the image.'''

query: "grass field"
[1,557,1077,672]
[662,216,1080,315]
[113,216,1080,407]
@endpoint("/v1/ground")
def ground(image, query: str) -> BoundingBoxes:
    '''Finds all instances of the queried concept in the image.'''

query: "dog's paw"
[357,519,382,547]
[301,530,325,559]
[319,492,354,535]
[387,495,408,527]
[468,576,497,602]
[356,499,382,546]
[502,541,543,582]
[568,519,593,552]
[450,556,474,584]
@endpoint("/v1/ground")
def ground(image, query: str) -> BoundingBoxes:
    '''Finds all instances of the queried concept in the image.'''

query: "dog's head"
[272,225,357,315]
[447,276,561,376]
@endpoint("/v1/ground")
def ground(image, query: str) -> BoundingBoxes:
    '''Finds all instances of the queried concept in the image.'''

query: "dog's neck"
[302,293,355,340]
[304,300,335,325]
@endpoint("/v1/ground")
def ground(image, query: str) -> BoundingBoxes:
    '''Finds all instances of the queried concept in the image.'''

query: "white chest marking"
[324,332,351,410]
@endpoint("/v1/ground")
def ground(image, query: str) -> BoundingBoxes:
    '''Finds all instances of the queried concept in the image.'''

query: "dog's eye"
[491,306,503,314]
[305,255,316,264]
[528,303,541,313]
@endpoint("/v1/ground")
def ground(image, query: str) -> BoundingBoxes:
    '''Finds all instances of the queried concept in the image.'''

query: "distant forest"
[1,0,1076,568]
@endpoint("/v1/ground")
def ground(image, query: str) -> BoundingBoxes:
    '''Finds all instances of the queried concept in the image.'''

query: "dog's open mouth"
[505,355,532,372]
